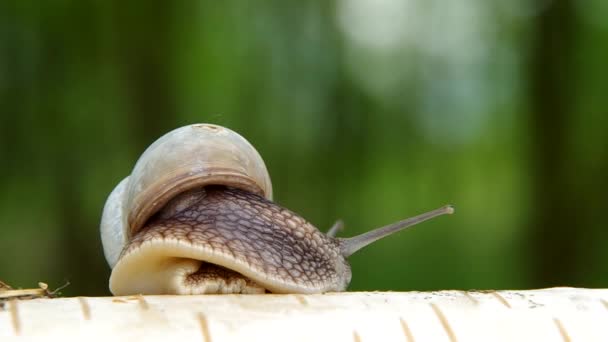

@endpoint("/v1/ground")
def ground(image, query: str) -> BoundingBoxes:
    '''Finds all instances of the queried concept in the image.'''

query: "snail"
[100,123,453,295]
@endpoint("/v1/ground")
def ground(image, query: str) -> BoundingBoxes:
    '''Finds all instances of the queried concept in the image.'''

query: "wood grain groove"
[430,303,457,342]
[78,297,91,320]
[399,317,415,342]
[491,291,512,308]
[553,318,571,342]
[198,312,212,342]
[9,300,21,335]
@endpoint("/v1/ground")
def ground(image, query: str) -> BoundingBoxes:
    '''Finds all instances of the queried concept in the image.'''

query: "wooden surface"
[1,288,607,341]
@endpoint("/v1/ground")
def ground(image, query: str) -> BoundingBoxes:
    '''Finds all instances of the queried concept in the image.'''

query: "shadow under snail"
[100,124,453,295]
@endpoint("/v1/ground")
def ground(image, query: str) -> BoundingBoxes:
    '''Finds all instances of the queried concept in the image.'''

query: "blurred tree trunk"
[527,0,578,286]
[113,1,178,148]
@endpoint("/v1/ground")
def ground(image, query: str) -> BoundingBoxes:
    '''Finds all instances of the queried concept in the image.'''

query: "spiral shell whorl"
[100,123,273,267]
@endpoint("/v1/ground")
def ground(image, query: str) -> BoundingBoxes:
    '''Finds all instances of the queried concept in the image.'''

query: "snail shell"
[101,124,272,267]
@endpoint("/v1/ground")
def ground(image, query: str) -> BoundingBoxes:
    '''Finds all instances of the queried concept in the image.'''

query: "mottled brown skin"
[186,262,266,293]
[124,186,351,292]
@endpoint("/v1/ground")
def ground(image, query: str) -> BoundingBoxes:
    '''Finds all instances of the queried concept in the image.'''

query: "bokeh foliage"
[1,0,607,296]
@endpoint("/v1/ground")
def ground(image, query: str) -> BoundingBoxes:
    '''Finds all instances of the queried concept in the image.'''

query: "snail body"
[101,124,453,295]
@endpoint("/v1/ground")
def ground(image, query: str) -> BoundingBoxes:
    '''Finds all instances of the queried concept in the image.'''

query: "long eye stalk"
[338,205,454,257]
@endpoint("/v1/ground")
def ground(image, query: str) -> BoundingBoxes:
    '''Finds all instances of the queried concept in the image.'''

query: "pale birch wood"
[1,287,607,341]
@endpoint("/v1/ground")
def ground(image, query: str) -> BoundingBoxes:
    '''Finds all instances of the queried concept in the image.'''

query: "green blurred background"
[1,0,607,296]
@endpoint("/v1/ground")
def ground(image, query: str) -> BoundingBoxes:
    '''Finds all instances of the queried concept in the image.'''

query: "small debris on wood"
[0,280,70,310]
[0,279,12,290]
